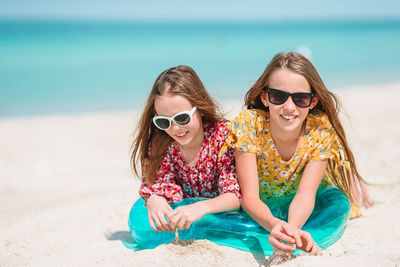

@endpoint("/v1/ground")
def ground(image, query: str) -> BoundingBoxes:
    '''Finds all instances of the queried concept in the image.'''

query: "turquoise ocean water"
[1,20,400,118]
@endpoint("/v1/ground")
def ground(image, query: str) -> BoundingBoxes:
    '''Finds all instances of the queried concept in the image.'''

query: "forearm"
[139,181,183,203]
[234,151,280,231]
[288,193,315,229]
[242,196,280,232]
[199,192,240,214]
[289,160,327,229]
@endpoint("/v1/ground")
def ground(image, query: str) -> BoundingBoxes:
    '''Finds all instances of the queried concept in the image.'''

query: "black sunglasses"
[264,88,316,108]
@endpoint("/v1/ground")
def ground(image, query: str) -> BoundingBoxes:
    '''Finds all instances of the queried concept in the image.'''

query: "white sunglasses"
[153,107,197,130]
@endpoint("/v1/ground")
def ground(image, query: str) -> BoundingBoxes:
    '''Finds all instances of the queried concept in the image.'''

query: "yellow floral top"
[225,109,350,201]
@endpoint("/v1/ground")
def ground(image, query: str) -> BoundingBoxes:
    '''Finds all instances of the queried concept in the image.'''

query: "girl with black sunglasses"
[225,52,373,255]
[129,65,240,241]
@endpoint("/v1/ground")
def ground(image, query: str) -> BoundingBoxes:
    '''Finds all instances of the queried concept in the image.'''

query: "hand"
[269,221,322,255]
[352,180,374,209]
[307,240,322,256]
[362,195,374,208]
[268,220,298,252]
[146,194,173,232]
[168,201,209,230]
[360,182,374,208]
[295,230,322,255]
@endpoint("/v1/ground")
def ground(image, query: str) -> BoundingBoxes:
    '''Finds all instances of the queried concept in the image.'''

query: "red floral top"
[139,121,240,203]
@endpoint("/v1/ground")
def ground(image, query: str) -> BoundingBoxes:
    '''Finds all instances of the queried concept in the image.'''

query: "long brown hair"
[130,65,223,184]
[245,52,364,202]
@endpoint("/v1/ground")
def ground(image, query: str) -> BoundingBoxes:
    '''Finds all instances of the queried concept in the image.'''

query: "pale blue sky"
[0,0,400,21]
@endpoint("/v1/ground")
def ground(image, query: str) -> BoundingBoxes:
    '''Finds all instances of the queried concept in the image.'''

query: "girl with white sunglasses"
[130,65,240,235]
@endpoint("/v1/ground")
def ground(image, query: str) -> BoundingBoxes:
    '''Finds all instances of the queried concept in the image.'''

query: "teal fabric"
[124,185,350,255]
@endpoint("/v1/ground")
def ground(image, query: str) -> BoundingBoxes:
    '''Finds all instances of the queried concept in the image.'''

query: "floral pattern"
[139,121,240,203]
[225,109,350,201]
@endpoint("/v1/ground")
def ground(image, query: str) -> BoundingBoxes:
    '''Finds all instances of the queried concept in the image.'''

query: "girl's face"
[154,93,204,148]
[260,68,318,134]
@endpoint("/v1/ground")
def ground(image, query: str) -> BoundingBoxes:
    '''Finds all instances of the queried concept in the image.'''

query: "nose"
[283,96,297,111]
[169,121,182,132]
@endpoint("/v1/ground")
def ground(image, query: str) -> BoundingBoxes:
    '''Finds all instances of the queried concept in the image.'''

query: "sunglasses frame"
[153,106,197,130]
[264,88,316,108]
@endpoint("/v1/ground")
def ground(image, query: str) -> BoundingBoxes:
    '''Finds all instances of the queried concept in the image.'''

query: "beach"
[1,82,399,266]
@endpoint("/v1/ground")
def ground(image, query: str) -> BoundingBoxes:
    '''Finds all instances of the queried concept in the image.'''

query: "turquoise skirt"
[124,185,350,255]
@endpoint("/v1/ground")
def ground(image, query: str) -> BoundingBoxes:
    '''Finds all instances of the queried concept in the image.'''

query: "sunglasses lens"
[269,89,288,105]
[154,118,170,130]
[292,93,312,108]
[174,113,191,126]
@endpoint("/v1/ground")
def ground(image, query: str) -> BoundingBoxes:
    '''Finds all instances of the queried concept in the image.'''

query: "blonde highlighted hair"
[245,52,364,203]
[130,65,223,184]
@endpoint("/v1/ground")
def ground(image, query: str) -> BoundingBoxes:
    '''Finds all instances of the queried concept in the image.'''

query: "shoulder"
[307,110,333,132]
[231,109,268,128]
[305,110,338,147]
[236,109,267,121]
[205,120,230,141]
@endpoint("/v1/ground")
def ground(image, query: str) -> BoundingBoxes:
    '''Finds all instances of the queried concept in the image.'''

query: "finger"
[167,208,179,223]
[159,223,171,232]
[158,212,173,232]
[304,240,312,253]
[272,231,295,244]
[309,241,321,255]
[281,223,294,236]
[305,233,314,252]
[317,246,323,256]
[153,216,165,232]
[365,200,374,208]
[154,213,172,232]
[269,236,296,251]
[184,219,193,229]
[160,219,173,232]
[148,217,161,232]
[148,212,161,232]
[177,216,187,230]
[159,220,173,232]
[152,214,166,232]
[169,213,180,230]
[292,230,302,248]
[309,242,318,255]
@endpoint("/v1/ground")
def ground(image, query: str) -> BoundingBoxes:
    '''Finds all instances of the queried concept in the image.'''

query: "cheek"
[191,111,202,124]
[268,105,279,115]
[191,116,203,130]
[164,129,175,138]
[299,109,311,120]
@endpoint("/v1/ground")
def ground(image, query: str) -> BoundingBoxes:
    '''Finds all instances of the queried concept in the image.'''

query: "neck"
[179,126,204,153]
[178,126,204,166]
[270,121,305,145]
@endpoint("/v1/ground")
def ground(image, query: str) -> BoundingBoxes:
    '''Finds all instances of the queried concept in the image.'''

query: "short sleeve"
[225,110,260,153]
[139,147,183,203]
[308,130,337,162]
[308,114,351,172]
[217,136,241,199]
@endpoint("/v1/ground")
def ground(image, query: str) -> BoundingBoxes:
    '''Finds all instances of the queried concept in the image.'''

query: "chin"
[280,121,302,131]
[174,136,192,147]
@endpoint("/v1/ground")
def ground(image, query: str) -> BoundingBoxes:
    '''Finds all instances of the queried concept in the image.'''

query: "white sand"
[1,82,399,266]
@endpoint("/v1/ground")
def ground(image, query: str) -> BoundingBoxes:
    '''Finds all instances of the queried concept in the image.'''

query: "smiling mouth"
[176,131,188,137]
[281,114,297,120]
